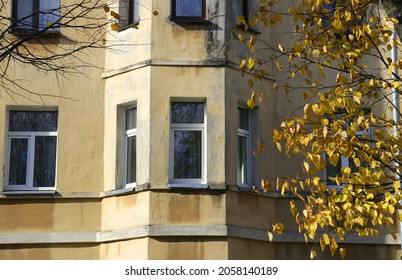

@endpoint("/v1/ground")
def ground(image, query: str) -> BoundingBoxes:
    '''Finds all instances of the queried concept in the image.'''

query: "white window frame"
[169,102,206,185]
[5,111,58,191]
[123,107,137,188]
[12,0,60,34]
[237,107,251,188]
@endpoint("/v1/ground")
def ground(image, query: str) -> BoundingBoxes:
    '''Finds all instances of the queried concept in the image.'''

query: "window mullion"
[27,135,35,188]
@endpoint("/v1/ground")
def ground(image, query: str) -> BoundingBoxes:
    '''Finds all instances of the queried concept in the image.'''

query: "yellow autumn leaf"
[329,237,338,256]
[248,57,255,70]
[261,179,271,192]
[394,181,401,193]
[272,223,285,234]
[353,157,361,168]
[240,59,247,69]
[237,15,246,26]
[276,61,283,71]
[257,142,266,151]
[267,231,274,242]
[247,98,256,109]
[322,233,330,245]
[303,161,310,172]
[103,5,110,13]
[310,249,316,259]
[332,19,342,30]
[340,248,347,259]
[111,23,119,31]
[110,10,120,20]
[350,68,358,80]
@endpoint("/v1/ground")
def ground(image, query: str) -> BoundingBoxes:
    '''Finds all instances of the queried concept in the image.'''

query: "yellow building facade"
[0,0,400,259]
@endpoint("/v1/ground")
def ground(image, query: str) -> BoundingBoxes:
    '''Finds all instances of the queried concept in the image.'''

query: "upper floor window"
[170,102,205,184]
[237,108,251,187]
[124,107,137,187]
[324,113,372,188]
[171,0,206,22]
[5,111,58,191]
[119,0,139,29]
[11,0,60,34]
[239,0,260,31]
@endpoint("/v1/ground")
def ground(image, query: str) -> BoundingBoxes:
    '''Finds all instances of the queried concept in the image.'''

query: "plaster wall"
[0,243,100,260]
[104,0,152,71]
[101,191,150,231]
[148,236,228,259]
[100,237,149,259]
[149,190,226,225]
[0,0,106,193]
[0,199,101,233]
[150,0,226,62]
[103,66,151,190]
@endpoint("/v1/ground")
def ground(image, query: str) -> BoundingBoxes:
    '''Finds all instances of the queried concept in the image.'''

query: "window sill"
[118,22,140,32]
[10,29,61,37]
[170,18,210,24]
[1,190,57,196]
[235,24,261,35]
[168,183,208,189]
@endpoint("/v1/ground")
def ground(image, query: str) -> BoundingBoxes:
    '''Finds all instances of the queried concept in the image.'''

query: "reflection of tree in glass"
[9,138,28,185]
[172,103,204,124]
[176,0,202,17]
[9,111,58,132]
[174,131,201,178]
[33,136,57,187]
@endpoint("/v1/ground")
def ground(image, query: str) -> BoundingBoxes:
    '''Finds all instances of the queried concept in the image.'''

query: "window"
[170,102,205,184]
[124,107,137,187]
[237,108,250,187]
[325,114,372,188]
[239,0,260,31]
[5,111,58,191]
[119,0,139,29]
[171,0,206,21]
[11,0,60,34]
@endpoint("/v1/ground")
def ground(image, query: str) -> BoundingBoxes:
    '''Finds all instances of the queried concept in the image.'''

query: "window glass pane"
[238,108,249,130]
[237,135,248,184]
[14,0,35,29]
[33,136,57,187]
[8,138,28,185]
[9,111,58,132]
[125,108,137,130]
[174,130,202,179]
[172,102,204,123]
[39,0,60,30]
[119,0,138,26]
[126,135,136,184]
[175,0,202,17]
[326,155,342,184]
